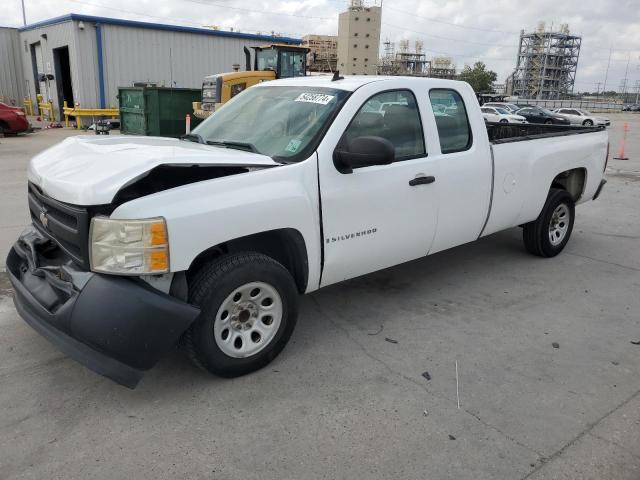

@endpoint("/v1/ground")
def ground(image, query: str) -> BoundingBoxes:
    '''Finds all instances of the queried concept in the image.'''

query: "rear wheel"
[523,188,575,257]
[183,252,299,377]
[582,119,594,126]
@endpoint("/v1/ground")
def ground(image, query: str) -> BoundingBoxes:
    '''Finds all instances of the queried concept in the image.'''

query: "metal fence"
[507,98,623,113]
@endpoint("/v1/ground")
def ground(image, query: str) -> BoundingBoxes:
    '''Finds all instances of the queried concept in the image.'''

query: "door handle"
[409,175,435,186]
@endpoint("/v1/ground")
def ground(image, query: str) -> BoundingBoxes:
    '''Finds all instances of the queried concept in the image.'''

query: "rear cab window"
[429,89,472,153]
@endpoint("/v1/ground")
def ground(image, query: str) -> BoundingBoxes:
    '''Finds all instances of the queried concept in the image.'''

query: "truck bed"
[486,122,605,144]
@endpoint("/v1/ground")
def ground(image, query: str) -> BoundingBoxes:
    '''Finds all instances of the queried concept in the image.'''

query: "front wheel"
[544,119,553,125]
[500,119,509,124]
[583,119,594,126]
[183,252,299,377]
[523,188,575,257]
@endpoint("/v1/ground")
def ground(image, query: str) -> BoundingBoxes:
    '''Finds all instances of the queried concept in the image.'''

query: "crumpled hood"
[28,135,279,205]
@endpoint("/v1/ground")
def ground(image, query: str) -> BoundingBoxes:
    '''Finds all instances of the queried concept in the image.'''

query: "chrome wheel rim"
[549,204,570,246]
[213,281,283,358]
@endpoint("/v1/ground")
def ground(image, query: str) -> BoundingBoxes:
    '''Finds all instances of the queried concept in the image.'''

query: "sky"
[3,0,640,92]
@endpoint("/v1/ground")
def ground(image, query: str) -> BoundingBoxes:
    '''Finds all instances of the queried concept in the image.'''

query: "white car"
[553,108,610,127]
[482,102,520,113]
[7,76,608,387]
[481,106,527,124]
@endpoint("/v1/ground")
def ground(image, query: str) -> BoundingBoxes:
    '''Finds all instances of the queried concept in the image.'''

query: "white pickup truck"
[7,76,609,388]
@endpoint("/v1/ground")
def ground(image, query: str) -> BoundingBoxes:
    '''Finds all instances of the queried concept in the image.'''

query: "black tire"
[500,119,509,124]
[183,252,299,378]
[583,119,594,126]
[544,119,553,125]
[523,188,575,257]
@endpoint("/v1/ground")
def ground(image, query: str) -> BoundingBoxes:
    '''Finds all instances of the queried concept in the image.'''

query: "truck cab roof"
[256,75,474,92]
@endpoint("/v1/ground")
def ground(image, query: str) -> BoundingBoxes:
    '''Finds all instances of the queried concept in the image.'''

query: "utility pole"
[595,81,602,96]
[21,0,27,26]
[602,47,612,95]
[635,79,640,104]
[621,52,631,103]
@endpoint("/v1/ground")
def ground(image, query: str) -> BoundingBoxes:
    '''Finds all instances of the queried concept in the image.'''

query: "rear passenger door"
[425,88,493,253]
[317,86,439,286]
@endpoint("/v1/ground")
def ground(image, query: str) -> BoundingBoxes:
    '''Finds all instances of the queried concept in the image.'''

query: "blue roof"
[18,13,301,44]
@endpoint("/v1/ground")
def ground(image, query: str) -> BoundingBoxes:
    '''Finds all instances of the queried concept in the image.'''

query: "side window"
[341,90,425,161]
[429,89,472,154]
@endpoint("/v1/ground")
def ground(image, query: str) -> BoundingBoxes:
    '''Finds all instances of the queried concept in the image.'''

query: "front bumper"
[6,227,200,388]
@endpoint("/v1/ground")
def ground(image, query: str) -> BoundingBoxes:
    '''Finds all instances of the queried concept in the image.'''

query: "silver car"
[553,108,610,127]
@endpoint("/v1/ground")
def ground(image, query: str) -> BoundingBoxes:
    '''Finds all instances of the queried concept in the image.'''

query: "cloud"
[2,0,638,90]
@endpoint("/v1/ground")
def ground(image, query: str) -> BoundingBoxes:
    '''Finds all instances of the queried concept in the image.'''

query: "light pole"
[21,0,26,26]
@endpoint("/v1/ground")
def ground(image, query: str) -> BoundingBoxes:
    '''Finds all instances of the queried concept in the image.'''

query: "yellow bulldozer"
[193,44,310,119]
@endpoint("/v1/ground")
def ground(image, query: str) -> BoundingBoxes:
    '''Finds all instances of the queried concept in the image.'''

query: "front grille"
[28,182,90,269]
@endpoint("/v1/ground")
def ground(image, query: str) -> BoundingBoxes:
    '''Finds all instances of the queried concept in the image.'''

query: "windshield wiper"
[180,133,206,144]
[206,140,258,153]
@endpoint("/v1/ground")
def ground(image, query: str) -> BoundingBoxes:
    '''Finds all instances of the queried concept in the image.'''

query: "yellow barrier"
[63,102,119,129]
[37,100,55,121]
[23,98,34,116]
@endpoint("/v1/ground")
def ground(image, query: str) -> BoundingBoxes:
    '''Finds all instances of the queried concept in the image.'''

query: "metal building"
[0,27,27,104]
[511,23,581,99]
[337,0,381,75]
[1,14,299,119]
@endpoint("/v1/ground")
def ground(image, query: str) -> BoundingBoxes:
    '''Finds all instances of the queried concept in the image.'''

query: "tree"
[458,62,498,93]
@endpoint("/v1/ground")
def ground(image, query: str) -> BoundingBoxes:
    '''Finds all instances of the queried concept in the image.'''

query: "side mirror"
[333,136,395,174]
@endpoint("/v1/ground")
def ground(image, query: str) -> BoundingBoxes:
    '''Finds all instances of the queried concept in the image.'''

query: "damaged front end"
[6,227,200,388]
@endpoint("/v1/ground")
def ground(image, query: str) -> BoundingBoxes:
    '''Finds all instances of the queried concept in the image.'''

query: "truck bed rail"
[487,122,604,144]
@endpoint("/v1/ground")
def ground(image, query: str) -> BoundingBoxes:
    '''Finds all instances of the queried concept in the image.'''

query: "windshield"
[495,107,510,114]
[577,109,592,115]
[192,86,350,162]
[538,107,555,115]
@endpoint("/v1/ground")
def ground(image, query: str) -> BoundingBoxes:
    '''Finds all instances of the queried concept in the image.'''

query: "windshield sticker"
[285,139,302,153]
[294,93,335,105]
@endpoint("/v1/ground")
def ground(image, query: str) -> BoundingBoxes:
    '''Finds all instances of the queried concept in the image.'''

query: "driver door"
[317,86,439,287]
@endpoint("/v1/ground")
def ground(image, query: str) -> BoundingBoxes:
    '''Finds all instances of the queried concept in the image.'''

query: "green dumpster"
[118,87,203,137]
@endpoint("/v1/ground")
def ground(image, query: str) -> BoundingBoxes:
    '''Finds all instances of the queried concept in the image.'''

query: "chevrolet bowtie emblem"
[39,211,49,229]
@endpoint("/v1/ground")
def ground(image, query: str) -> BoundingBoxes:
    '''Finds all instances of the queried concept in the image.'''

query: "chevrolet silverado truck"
[7,76,609,388]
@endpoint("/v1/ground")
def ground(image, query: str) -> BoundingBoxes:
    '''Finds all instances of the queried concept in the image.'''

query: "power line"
[61,0,306,37]
[384,5,520,35]
[179,0,333,20]
[383,22,517,49]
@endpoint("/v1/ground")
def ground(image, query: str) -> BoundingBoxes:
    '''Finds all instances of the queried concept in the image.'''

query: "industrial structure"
[377,39,456,79]
[0,14,299,120]
[302,34,337,72]
[337,0,381,75]
[510,23,581,99]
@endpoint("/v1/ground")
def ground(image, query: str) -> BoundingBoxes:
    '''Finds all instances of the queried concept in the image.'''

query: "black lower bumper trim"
[12,284,144,388]
[7,231,200,388]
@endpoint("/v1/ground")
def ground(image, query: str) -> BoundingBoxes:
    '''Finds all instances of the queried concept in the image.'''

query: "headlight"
[89,217,169,275]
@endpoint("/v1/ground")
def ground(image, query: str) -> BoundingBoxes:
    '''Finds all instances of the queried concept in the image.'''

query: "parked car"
[7,77,608,388]
[553,108,610,126]
[482,102,520,113]
[631,105,640,112]
[516,106,571,125]
[0,102,29,134]
[481,106,527,123]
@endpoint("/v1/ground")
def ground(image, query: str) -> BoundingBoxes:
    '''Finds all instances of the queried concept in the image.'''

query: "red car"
[0,102,30,134]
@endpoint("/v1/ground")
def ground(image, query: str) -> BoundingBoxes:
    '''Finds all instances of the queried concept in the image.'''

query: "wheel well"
[551,168,586,201]
[187,229,309,293]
